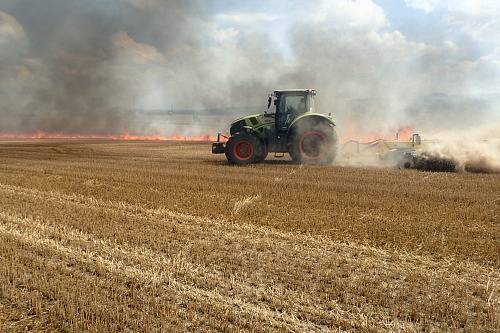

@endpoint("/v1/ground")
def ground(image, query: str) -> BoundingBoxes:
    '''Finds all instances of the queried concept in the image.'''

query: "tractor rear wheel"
[225,132,261,165]
[288,123,337,165]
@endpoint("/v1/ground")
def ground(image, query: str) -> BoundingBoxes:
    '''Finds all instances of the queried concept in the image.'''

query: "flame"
[1,126,415,144]
[396,126,414,141]
[0,131,220,142]
[341,124,414,143]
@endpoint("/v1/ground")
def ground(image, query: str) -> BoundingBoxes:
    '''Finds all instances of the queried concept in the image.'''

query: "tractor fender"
[287,113,335,137]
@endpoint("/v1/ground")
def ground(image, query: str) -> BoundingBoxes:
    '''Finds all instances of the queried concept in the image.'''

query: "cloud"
[215,12,278,25]
[405,1,499,16]
[406,0,500,43]
[404,0,437,13]
[404,0,500,99]
[311,0,388,31]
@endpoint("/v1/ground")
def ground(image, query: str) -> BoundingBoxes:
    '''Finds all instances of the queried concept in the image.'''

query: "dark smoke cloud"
[0,0,210,134]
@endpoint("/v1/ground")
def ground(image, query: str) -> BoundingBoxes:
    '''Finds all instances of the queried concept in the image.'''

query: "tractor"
[212,89,338,165]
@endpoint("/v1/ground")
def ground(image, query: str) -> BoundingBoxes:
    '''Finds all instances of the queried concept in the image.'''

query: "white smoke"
[423,123,500,173]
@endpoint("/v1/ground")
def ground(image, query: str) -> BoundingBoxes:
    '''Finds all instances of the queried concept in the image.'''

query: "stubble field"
[0,140,498,332]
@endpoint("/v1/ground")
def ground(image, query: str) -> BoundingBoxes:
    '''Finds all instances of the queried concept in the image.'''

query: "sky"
[0,0,499,136]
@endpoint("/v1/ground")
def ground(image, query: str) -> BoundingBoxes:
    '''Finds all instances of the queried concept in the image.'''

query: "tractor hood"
[230,114,260,126]
[230,113,273,126]
[229,113,274,135]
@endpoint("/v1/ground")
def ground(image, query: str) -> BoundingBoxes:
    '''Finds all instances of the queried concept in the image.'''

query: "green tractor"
[212,89,338,165]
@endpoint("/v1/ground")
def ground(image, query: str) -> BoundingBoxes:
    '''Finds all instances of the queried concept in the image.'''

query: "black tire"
[288,122,337,165]
[225,132,261,165]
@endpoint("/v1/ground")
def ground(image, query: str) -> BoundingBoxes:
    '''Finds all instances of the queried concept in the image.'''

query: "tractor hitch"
[212,132,227,154]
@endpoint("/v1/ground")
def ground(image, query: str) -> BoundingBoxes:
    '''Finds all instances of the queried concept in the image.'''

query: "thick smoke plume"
[0,0,285,135]
[422,124,500,173]
[0,0,499,162]
[0,0,212,134]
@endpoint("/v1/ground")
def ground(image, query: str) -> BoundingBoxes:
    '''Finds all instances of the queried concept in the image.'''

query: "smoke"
[0,0,287,135]
[284,1,500,139]
[422,123,500,173]
[0,0,499,144]
[0,0,208,134]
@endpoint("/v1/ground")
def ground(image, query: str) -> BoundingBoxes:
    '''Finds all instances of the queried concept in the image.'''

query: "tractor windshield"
[276,93,313,130]
[282,95,307,114]
[278,93,314,114]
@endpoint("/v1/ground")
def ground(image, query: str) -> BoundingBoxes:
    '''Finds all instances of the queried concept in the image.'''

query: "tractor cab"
[268,89,316,132]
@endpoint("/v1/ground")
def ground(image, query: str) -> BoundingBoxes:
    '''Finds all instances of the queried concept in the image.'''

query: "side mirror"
[267,97,272,109]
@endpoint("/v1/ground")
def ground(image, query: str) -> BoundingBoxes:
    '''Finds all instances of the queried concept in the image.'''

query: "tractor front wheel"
[225,132,261,165]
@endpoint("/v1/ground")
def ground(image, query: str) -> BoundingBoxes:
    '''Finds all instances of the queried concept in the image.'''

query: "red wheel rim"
[299,131,327,160]
[233,140,254,160]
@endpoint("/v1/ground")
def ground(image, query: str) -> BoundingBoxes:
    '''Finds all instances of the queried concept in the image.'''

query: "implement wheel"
[225,132,261,165]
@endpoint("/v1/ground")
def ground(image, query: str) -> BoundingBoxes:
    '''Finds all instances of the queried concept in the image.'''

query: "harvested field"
[0,140,498,332]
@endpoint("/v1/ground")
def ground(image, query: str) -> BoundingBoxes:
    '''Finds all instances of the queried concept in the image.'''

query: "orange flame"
[342,124,414,143]
[0,131,220,142]
[1,127,414,144]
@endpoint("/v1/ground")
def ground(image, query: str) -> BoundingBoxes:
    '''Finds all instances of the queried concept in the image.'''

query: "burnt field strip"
[0,140,499,332]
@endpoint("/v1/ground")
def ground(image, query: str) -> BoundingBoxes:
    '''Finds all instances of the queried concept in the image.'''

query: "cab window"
[278,95,307,130]
[280,95,306,115]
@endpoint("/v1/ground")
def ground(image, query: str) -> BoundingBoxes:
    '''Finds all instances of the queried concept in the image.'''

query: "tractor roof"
[274,89,316,95]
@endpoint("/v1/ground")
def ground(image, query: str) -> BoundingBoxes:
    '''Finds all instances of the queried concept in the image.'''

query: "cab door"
[276,94,306,133]
[275,96,287,133]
